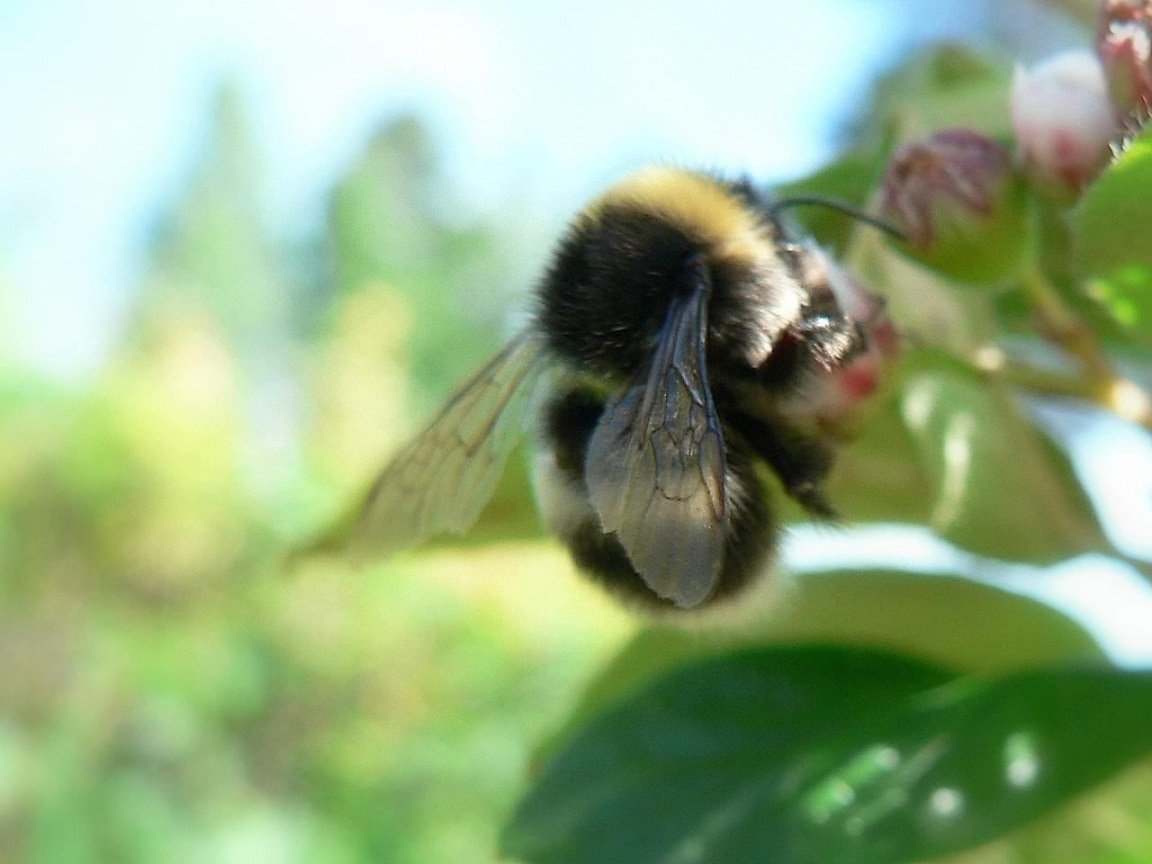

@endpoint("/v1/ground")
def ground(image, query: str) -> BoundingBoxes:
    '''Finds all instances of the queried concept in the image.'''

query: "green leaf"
[826,382,936,526]
[758,569,1104,671]
[534,571,1103,766]
[896,359,1109,562]
[868,44,1014,141]
[1075,127,1152,344]
[503,646,1152,864]
[819,252,1006,530]
[821,346,1109,564]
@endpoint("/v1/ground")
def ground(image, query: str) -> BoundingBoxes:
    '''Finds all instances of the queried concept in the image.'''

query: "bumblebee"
[348,166,894,612]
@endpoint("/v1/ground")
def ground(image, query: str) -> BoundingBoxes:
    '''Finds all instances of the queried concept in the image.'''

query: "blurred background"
[1,0,1146,862]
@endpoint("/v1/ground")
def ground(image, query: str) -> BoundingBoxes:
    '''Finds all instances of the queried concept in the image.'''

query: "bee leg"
[769,444,838,518]
[725,409,838,519]
[792,316,868,371]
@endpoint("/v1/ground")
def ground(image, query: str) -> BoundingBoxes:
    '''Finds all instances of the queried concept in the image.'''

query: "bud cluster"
[1097,0,1152,116]
[876,1,1151,283]
[879,129,1027,284]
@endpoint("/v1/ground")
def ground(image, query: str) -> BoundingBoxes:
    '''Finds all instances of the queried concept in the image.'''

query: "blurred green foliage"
[0,85,631,862]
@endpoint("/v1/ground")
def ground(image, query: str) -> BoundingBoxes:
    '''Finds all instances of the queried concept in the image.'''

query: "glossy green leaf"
[503,646,1152,864]
[821,344,1109,564]
[897,362,1109,562]
[821,253,1003,528]
[993,760,1152,862]
[534,571,1103,766]
[758,569,1104,671]
[1075,127,1152,344]
[826,383,936,526]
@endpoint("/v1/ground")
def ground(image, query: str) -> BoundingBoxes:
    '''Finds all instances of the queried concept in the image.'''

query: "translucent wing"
[349,333,547,560]
[584,260,729,608]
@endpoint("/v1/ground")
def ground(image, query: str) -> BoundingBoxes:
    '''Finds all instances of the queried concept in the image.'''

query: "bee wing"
[349,332,548,560]
[584,261,728,609]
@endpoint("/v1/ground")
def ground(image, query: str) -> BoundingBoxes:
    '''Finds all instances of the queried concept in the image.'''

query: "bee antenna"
[770,194,907,243]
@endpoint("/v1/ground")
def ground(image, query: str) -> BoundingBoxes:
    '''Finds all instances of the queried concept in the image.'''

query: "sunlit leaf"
[821,344,1109,566]
[898,362,1109,562]
[760,569,1103,671]
[1075,126,1152,344]
[992,760,1152,863]
[825,383,936,526]
[534,571,1103,766]
[503,646,1152,864]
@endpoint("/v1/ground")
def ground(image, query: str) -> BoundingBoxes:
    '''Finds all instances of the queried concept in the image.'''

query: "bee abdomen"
[533,385,777,611]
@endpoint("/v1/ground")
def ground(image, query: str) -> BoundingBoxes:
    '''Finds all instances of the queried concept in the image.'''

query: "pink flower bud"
[1097,0,1152,116]
[1010,50,1120,199]
[878,129,1028,284]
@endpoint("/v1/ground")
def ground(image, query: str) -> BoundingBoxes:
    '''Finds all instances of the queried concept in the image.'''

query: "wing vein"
[584,258,730,608]
[348,332,548,560]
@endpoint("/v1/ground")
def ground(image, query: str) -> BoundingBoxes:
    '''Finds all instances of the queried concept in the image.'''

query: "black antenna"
[770,194,907,243]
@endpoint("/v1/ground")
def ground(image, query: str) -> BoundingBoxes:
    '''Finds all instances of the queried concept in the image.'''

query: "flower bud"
[1010,50,1120,200]
[1096,0,1152,116]
[879,129,1028,284]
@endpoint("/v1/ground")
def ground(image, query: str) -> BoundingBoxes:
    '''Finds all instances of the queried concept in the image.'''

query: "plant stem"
[1017,268,1152,429]
[1023,267,1114,382]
